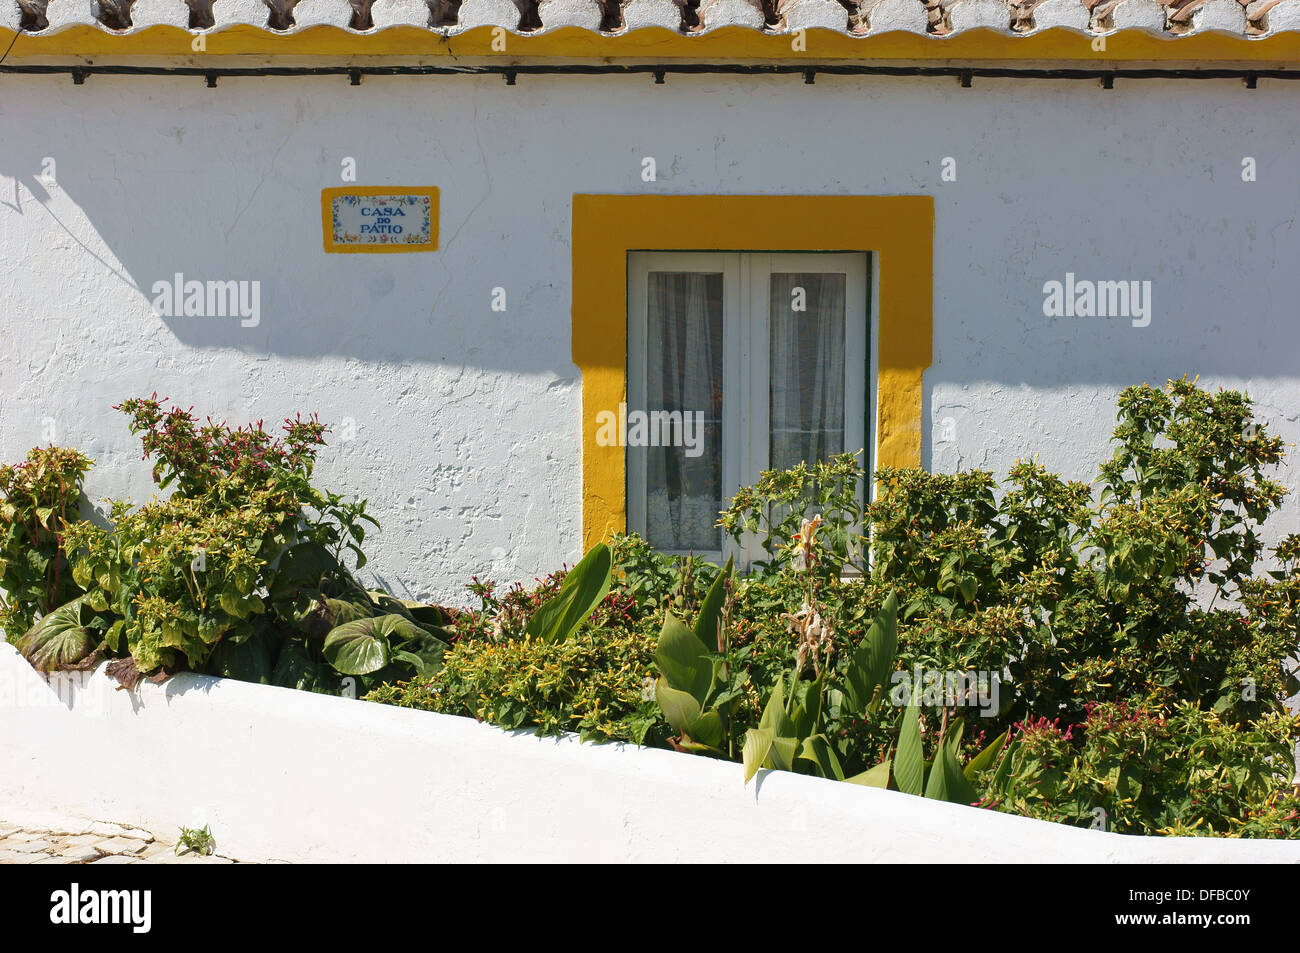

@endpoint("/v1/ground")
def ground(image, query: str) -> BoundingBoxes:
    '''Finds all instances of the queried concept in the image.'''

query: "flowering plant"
[0,445,93,640]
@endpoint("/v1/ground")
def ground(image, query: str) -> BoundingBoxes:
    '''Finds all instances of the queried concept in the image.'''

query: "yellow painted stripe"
[1,24,1297,63]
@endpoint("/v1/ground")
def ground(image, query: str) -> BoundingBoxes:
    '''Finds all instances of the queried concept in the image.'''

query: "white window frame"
[627,251,870,568]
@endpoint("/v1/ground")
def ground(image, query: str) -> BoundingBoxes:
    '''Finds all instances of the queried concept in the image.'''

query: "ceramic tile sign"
[321,187,438,253]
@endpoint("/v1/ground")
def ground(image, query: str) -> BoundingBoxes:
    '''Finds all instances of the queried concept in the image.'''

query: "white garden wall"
[1,74,1297,602]
[1,643,1296,862]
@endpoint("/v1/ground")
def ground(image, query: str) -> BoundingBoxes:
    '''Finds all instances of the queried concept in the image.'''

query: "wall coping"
[1,643,1296,862]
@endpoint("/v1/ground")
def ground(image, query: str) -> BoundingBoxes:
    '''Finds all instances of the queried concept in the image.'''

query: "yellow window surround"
[571,193,934,550]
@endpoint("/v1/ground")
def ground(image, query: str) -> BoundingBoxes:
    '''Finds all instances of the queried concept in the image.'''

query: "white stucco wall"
[2,643,1295,862]
[1,73,1297,602]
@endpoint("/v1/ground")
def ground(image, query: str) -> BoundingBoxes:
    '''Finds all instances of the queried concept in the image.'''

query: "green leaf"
[207,630,272,684]
[692,556,733,649]
[218,589,251,620]
[655,613,715,705]
[322,595,374,627]
[322,613,422,675]
[272,639,320,692]
[894,689,926,797]
[843,590,899,714]
[963,729,1009,781]
[269,542,344,602]
[105,619,127,653]
[524,542,613,644]
[791,676,825,739]
[797,734,844,780]
[16,596,98,672]
[392,649,438,678]
[958,576,978,604]
[758,674,796,738]
[368,592,449,629]
[769,736,799,772]
[925,732,978,805]
[743,728,774,784]
[71,559,95,590]
[685,710,724,749]
[655,677,703,735]
[989,738,1019,794]
[846,760,892,788]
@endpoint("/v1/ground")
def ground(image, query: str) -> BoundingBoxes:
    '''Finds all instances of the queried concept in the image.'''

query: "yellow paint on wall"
[571,194,934,550]
[2,24,1296,63]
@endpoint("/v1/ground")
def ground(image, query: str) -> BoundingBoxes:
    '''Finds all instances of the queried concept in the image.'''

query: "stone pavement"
[0,818,240,864]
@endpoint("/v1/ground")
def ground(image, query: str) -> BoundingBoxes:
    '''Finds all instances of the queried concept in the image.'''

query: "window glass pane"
[645,272,724,552]
[769,272,846,472]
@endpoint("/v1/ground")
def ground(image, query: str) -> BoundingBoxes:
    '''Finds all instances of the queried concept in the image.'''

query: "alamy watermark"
[50,884,151,933]
[889,666,1002,718]
[594,403,705,458]
[150,272,260,328]
[1042,273,1151,327]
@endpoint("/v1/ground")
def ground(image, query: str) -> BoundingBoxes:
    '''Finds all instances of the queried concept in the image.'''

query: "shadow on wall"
[0,80,576,375]
[2,77,1298,396]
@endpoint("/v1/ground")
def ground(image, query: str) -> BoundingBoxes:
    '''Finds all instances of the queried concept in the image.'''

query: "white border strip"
[1,643,1296,863]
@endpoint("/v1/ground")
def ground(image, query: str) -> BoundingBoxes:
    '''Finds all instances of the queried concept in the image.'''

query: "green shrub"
[976,700,1300,838]
[365,627,663,745]
[608,532,720,617]
[11,396,450,692]
[686,378,1300,833]
[0,446,93,640]
[713,378,1297,732]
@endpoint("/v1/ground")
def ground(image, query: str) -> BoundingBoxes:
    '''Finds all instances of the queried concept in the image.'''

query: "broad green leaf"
[393,649,439,678]
[16,596,98,673]
[368,592,448,629]
[692,556,733,649]
[208,630,272,684]
[655,613,715,704]
[894,688,926,797]
[769,736,799,772]
[675,738,726,756]
[322,613,421,675]
[272,640,320,692]
[964,729,1009,781]
[219,589,251,620]
[524,542,612,644]
[926,732,979,805]
[655,677,703,735]
[269,542,343,602]
[71,559,95,590]
[743,728,774,784]
[758,675,796,738]
[323,595,374,627]
[846,760,892,788]
[791,675,825,739]
[843,590,898,715]
[797,734,845,780]
[685,710,724,749]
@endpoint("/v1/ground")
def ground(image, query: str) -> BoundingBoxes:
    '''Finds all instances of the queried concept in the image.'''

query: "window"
[627,251,869,564]
[570,194,932,554]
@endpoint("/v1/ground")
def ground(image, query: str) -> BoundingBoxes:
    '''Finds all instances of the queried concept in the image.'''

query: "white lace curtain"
[645,271,724,552]
[769,272,847,471]
[643,268,845,552]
